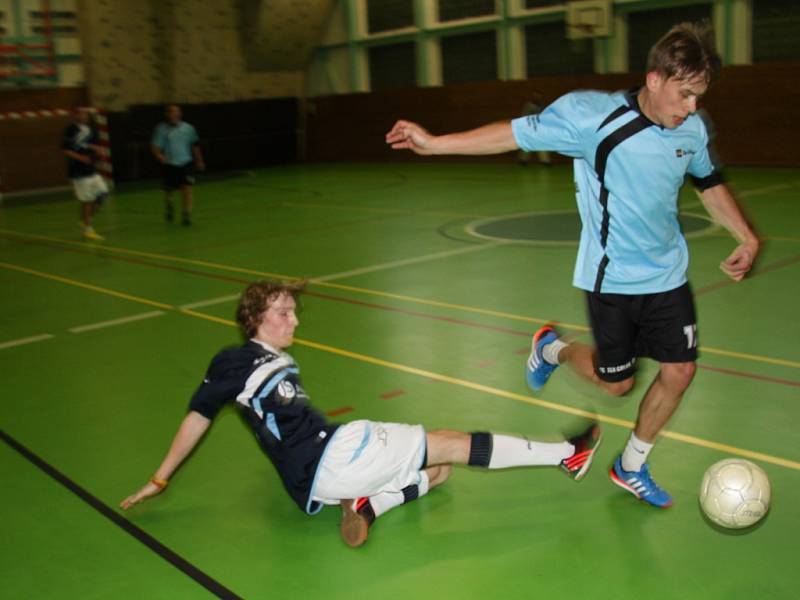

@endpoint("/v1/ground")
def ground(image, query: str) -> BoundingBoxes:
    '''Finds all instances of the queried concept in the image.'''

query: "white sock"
[621,432,654,472]
[543,339,568,365]
[488,434,573,469]
[368,471,430,518]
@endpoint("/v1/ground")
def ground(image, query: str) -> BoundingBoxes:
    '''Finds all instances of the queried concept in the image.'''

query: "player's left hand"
[120,480,165,510]
[720,240,759,281]
[195,160,206,173]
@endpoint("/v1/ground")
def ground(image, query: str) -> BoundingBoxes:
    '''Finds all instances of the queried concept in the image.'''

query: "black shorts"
[163,163,195,191]
[585,282,698,383]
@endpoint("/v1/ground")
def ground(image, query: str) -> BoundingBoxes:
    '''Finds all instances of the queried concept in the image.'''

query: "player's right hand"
[386,120,436,155]
[120,480,164,510]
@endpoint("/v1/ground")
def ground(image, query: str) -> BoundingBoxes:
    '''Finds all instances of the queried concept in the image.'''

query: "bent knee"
[602,376,635,397]
[661,361,697,389]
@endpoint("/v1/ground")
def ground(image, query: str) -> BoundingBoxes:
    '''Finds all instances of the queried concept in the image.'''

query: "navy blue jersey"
[62,123,98,179]
[512,88,722,294]
[189,341,339,514]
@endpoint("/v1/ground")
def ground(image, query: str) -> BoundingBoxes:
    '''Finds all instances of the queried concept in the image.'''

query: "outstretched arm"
[385,120,517,156]
[120,410,211,510]
[699,183,760,281]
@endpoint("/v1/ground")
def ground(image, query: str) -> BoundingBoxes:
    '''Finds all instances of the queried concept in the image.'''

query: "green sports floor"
[1,162,798,599]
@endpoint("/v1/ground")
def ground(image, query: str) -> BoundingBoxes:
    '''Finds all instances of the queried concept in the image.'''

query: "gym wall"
[305,62,800,168]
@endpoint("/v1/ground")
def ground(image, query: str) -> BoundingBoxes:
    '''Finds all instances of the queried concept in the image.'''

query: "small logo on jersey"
[676,148,695,158]
[277,380,296,401]
[526,114,540,130]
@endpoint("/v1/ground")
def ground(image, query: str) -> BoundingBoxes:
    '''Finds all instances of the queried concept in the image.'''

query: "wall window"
[439,0,496,22]
[369,42,416,90]
[441,30,497,84]
[753,0,800,63]
[366,0,413,34]
[526,21,594,76]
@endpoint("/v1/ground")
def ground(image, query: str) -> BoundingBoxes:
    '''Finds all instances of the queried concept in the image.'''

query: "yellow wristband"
[150,476,169,490]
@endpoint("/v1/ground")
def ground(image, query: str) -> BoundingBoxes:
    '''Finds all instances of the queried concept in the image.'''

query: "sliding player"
[121,280,601,547]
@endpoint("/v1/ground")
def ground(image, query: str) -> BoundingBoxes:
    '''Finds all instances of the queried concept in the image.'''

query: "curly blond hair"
[236,279,307,338]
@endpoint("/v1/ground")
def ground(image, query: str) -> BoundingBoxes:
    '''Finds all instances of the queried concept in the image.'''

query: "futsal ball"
[699,458,771,529]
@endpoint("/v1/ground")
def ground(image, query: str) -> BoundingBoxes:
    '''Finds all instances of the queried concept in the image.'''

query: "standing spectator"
[151,104,205,226]
[62,107,109,241]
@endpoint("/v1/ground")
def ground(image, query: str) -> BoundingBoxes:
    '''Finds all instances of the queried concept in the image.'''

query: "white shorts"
[312,420,427,506]
[73,174,108,203]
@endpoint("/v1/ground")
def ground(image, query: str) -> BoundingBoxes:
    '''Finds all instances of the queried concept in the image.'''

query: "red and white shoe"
[560,423,602,481]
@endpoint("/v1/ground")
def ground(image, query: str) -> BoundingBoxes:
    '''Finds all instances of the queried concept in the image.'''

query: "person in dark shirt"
[62,108,109,241]
[121,280,601,547]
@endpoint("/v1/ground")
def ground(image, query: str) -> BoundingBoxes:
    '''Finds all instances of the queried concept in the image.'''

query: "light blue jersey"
[151,121,199,166]
[512,88,721,294]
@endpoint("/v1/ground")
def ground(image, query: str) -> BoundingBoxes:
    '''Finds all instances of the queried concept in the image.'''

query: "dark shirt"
[188,341,339,514]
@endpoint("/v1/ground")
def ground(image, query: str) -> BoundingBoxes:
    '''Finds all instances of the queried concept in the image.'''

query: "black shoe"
[165,203,174,222]
[181,213,192,226]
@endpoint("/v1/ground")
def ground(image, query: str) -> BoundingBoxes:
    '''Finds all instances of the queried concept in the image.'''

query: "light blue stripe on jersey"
[512,89,718,295]
[251,367,299,417]
[266,412,282,441]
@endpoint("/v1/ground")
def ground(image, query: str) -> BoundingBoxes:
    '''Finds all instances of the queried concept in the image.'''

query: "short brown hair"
[647,21,721,84]
[236,279,306,338]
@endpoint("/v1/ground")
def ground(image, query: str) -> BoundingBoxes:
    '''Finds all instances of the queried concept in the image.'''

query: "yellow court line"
[3,259,799,472]
[0,261,173,310]
[2,228,798,368]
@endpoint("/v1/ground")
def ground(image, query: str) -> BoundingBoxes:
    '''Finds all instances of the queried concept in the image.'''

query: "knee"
[661,362,696,391]
[603,376,635,397]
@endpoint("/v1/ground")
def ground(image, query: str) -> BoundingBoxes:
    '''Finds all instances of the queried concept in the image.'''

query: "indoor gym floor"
[1,162,798,599]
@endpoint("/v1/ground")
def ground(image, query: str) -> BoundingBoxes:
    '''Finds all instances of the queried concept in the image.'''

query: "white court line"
[313,241,509,283]
[68,311,165,334]
[179,294,240,310]
[0,334,55,350]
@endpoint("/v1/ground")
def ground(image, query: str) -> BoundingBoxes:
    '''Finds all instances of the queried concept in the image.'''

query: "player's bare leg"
[425,426,600,477]
[80,202,103,240]
[181,185,193,225]
[633,361,696,442]
[609,361,695,508]
[340,425,600,547]
[164,190,175,222]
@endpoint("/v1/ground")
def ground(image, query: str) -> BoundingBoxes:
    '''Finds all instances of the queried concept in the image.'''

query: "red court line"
[4,234,799,390]
[326,406,354,417]
[694,254,800,296]
[697,364,800,388]
[380,389,406,400]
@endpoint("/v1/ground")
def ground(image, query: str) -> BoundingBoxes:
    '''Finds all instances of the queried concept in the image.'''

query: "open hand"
[120,480,164,510]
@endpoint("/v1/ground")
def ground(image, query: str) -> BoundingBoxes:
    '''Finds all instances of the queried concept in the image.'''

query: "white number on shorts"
[683,324,697,349]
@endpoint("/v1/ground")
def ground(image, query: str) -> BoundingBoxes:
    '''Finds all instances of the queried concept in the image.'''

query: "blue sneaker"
[609,457,673,508]
[526,326,560,391]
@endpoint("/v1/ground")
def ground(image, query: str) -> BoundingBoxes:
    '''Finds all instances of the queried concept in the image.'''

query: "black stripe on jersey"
[592,114,654,292]
[691,171,724,191]
[594,255,610,293]
[596,105,631,132]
